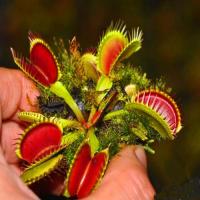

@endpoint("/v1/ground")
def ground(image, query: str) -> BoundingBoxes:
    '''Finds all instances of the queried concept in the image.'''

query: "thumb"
[87,146,155,200]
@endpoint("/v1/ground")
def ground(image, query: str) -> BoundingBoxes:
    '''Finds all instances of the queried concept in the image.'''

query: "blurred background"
[1,0,200,198]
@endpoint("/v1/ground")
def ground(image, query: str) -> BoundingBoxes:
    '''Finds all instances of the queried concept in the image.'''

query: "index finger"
[0,67,39,122]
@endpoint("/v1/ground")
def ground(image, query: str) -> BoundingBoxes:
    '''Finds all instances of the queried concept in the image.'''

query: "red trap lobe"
[102,38,125,75]
[29,38,58,86]
[68,143,107,198]
[20,123,62,163]
[11,33,59,87]
[135,90,181,134]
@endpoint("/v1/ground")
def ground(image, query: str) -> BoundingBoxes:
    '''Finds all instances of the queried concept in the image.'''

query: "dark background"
[1,0,200,194]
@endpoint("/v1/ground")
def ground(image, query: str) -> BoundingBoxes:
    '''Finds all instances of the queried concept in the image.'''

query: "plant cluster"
[11,22,182,199]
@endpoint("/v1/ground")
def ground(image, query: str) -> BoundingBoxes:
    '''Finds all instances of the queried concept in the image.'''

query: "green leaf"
[81,53,99,81]
[96,75,113,104]
[61,131,85,146]
[131,127,148,141]
[125,103,174,139]
[18,112,47,123]
[57,118,83,130]
[50,81,85,123]
[21,154,64,185]
[87,127,99,157]
[103,109,129,121]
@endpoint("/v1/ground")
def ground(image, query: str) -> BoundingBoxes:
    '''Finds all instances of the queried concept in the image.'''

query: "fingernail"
[135,146,147,168]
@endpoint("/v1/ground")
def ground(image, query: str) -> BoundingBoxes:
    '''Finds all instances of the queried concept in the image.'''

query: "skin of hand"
[0,67,155,200]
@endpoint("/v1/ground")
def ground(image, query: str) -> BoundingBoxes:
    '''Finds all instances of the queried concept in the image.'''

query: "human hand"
[0,67,39,199]
[0,67,155,200]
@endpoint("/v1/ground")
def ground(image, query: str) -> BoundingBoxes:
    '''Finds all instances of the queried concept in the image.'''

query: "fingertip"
[135,146,147,168]
[115,145,147,168]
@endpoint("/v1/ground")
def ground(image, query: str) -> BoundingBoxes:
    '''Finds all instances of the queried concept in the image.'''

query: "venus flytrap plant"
[21,154,66,185]
[16,117,84,190]
[16,121,63,163]
[96,23,142,76]
[87,22,143,127]
[11,32,85,125]
[11,22,182,199]
[18,111,83,130]
[16,119,82,164]
[65,128,108,199]
[80,53,99,82]
[126,89,182,139]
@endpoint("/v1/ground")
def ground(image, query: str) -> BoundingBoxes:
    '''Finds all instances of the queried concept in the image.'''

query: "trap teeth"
[97,23,142,76]
[128,89,182,138]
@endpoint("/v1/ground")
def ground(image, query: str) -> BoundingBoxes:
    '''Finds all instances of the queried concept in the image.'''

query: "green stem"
[96,75,113,104]
[50,81,85,123]
[55,118,83,130]
[143,145,155,154]
[103,109,129,121]
[61,131,85,146]
[87,127,99,157]
[87,75,113,127]
[131,127,148,141]
[87,90,117,127]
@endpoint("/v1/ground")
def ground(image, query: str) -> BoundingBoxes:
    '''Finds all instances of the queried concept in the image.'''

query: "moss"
[113,64,151,90]
[154,77,172,93]
[64,135,84,165]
